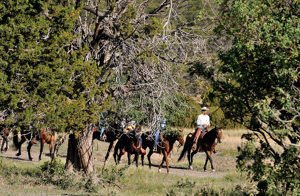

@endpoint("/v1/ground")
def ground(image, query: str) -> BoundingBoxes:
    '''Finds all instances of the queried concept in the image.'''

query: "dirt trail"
[0,143,231,179]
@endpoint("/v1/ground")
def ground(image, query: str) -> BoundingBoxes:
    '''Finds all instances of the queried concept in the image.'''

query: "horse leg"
[105,142,114,162]
[189,150,197,170]
[209,155,214,171]
[27,142,34,161]
[204,154,209,172]
[147,148,153,169]
[135,152,139,167]
[117,150,122,164]
[39,140,45,160]
[16,136,26,156]
[113,145,118,164]
[1,138,4,153]
[4,137,8,152]
[49,137,55,158]
[158,156,166,173]
[164,151,170,174]
[207,151,214,171]
[127,152,131,166]
[141,153,144,166]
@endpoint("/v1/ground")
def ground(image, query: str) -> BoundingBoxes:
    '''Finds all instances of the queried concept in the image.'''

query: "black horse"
[93,121,123,163]
[140,131,157,169]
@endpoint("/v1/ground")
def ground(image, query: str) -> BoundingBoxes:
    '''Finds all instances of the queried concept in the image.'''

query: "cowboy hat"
[201,107,209,111]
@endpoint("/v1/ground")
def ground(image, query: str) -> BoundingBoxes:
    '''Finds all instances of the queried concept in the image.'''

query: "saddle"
[190,129,207,152]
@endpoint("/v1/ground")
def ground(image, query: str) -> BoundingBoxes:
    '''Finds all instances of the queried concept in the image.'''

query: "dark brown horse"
[146,130,184,173]
[113,124,145,167]
[0,126,11,153]
[113,132,144,167]
[13,127,56,161]
[140,131,157,169]
[178,127,223,172]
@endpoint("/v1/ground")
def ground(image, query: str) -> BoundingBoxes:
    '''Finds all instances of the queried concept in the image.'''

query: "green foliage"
[237,140,300,194]
[209,0,300,194]
[101,165,127,182]
[143,17,163,36]
[175,178,196,188]
[119,5,137,37]
[40,159,64,175]
[0,1,109,132]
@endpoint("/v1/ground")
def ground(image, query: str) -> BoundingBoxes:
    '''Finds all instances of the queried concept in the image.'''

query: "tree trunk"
[51,133,68,165]
[65,125,94,174]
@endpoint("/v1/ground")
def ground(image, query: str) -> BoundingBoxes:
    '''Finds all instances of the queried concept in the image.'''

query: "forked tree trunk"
[51,133,68,165]
[65,125,94,174]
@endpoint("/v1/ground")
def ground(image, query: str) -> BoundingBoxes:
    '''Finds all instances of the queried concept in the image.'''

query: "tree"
[0,1,109,174]
[76,0,213,127]
[1,0,212,174]
[211,0,300,193]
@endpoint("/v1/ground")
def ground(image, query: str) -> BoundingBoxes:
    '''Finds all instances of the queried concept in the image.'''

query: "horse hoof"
[212,169,215,172]
[189,166,193,170]
[203,169,207,172]
[167,171,170,174]
[158,169,161,173]
[16,153,21,156]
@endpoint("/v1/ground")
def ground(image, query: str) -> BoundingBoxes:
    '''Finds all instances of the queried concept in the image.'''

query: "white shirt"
[197,114,210,127]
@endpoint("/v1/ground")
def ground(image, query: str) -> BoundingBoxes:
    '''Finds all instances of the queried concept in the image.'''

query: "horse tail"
[13,132,19,149]
[178,140,188,162]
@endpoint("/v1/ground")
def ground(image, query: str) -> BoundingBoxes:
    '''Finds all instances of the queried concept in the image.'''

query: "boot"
[192,142,197,151]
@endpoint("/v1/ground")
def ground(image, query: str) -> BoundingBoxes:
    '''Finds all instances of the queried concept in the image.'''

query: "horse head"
[177,130,185,147]
[215,127,223,143]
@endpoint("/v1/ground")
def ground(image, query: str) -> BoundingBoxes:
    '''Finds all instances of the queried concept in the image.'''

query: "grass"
[0,128,254,195]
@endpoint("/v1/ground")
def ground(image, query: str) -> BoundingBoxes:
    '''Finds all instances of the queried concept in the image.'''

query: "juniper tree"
[0,1,109,173]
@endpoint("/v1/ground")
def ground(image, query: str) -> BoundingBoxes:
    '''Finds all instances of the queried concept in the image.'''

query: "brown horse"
[156,130,184,174]
[0,126,11,153]
[37,128,56,160]
[178,127,223,172]
[13,127,56,161]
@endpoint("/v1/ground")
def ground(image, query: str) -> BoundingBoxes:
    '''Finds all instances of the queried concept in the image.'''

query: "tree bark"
[65,125,95,174]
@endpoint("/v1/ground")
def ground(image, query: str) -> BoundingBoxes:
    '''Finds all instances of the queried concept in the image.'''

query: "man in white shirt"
[192,107,210,150]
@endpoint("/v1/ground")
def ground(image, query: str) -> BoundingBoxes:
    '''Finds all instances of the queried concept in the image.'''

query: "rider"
[192,107,210,151]
[153,117,166,150]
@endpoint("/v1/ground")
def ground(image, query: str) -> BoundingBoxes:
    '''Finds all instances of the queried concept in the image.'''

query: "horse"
[178,126,223,172]
[140,130,184,173]
[113,124,145,167]
[13,127,56,161]
[140,130,160,169]
[92,121,123,163]
[0,126,11,153]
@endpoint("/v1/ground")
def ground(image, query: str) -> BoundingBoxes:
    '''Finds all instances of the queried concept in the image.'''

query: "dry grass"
[0,128,254,195]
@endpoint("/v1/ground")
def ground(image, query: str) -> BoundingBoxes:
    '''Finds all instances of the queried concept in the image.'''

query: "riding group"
[0,107,223,173]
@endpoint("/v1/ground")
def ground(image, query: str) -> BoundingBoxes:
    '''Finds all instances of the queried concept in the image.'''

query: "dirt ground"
[0,138,236,179]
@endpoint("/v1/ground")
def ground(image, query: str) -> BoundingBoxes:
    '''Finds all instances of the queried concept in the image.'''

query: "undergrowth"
[0,157,124,194]
[0,157,254,195]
